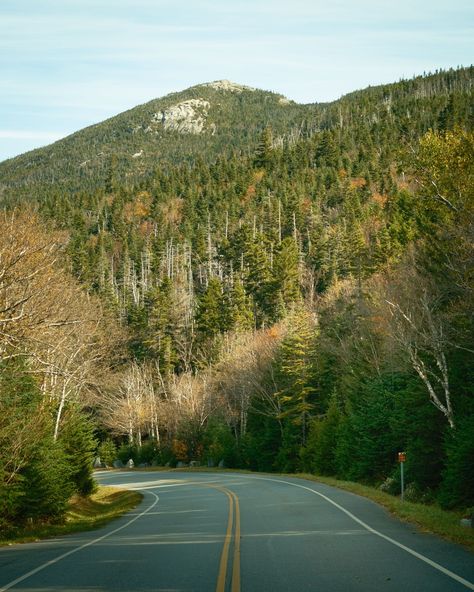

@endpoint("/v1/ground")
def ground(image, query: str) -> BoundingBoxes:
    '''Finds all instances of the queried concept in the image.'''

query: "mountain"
[0,80,310,203]
[1,67,472,205]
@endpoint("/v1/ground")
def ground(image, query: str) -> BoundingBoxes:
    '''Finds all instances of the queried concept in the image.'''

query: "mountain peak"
[199,80,256,93]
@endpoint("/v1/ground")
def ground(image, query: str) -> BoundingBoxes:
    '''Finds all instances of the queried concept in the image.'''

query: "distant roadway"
[0,471,473,591]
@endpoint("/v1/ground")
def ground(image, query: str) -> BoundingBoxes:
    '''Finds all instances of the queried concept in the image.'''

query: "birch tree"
[0,210,113,438]
[213,328,282,438]
[376,262,456,429]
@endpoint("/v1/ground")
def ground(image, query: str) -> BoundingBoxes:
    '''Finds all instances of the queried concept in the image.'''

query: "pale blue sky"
[1,0,472,162]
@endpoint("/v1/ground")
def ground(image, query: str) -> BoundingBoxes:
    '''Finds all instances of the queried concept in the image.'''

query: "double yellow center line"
[214,486,241,592]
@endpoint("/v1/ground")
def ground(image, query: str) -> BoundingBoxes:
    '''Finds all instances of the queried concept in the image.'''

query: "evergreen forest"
[0,67,473,530]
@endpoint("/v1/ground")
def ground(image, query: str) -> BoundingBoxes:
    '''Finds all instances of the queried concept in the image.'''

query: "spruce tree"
[270,236,301,319]
[226,277,254,332]
[254,126,274,170]
[275,307,318,447]
[195,277,225,339]
[245,237,272,325]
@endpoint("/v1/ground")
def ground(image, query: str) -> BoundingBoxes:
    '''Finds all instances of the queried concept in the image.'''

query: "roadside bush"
[301,394,341,475]
[98,438,118,467]
[116,440,173,466]
[155,443,176,466]
[275,423,300,473]
[117,443,139,464]
[60,409,97,495]
[202,420,239,467]
[137,440,160,464]
[438,414,474,509]
[241,409,282,472]
[18,438,73,523]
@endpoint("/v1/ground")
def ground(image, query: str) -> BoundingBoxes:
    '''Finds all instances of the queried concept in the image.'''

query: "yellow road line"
[230,489,241,592]
[208,485,241,592]
[216,488,234,592]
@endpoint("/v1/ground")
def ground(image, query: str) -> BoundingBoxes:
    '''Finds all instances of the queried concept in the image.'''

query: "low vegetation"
[0,486,142,546]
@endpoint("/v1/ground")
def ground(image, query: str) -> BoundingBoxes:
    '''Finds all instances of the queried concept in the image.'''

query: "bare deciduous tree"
[385,290,454,428]
[0,210,115,439]
[374,261,457,429]
[213,328,283,437]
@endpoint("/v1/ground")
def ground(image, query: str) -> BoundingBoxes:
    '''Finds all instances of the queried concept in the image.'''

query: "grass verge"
[0,486,143,547]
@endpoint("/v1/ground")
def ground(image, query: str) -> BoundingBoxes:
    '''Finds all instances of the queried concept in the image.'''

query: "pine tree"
[245,237,272,325]
[254,126,274,170]
[275,307,318,446]
[59,410,97,495]
[270,236,301,319]
[316,130,339,168]
[195,277,225,340]
[226,277,254,332]
[146,279,177,372]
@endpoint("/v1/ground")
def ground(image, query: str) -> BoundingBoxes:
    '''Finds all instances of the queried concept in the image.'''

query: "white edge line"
[253,476,474,590]
[0,491,159,592]
[5,474,471,590]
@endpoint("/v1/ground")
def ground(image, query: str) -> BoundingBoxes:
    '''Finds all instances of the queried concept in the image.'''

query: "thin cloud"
[1,0,472,161]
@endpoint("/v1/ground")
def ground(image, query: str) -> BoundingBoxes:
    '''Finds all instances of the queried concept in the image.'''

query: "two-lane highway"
[0,471,473,591]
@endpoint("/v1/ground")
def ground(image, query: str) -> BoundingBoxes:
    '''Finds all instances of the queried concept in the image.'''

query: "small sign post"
[398,452,406,501]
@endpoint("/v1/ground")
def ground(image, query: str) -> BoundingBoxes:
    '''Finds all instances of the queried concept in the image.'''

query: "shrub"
[203,420,239,467]
[438,415,474,509]
[60,410,97,496]
[18,438,73,524]
[98,439,118,467]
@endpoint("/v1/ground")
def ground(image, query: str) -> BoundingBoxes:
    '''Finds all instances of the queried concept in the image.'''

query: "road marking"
[113,475,242,591]
[215,488,234,592]
[0,491,160,592]
[200,484,241,592]
[231,489,241,592]
[252,476,474,590]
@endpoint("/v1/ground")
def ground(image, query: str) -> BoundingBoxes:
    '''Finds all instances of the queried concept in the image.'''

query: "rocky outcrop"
[202,80,256,93]
[147,99,211,135]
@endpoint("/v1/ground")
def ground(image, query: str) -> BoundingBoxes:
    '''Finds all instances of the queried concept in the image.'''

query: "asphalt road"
[1,471,473,591]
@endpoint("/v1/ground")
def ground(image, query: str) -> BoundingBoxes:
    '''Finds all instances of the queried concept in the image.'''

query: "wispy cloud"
[0,0,472,161]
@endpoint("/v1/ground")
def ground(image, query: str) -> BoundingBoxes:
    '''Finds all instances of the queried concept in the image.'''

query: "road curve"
[0,470,473,591]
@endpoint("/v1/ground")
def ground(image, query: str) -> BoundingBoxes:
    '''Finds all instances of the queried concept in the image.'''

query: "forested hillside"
[0,80,309,201]
[1,67,473,530]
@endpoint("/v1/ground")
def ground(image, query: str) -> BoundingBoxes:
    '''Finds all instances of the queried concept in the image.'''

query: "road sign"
[398,452,406,501]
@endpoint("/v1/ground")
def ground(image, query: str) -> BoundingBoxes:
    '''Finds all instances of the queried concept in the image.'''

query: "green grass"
[0,486,143,546]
